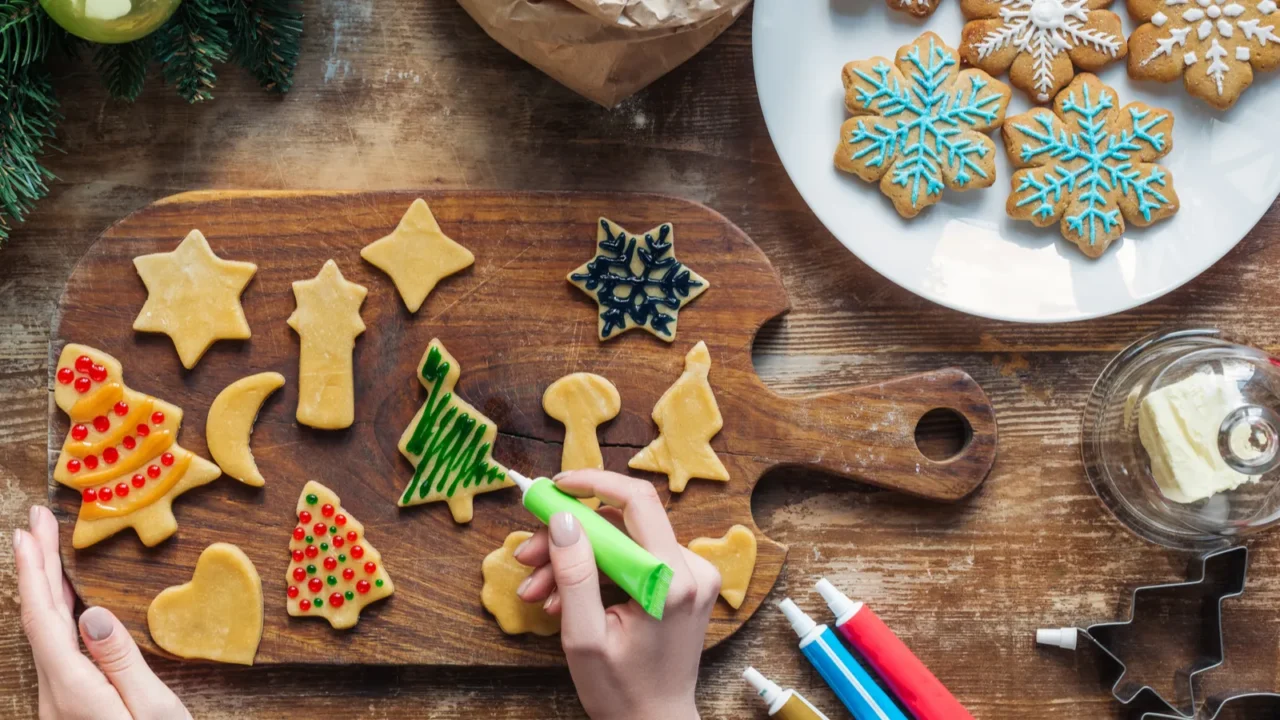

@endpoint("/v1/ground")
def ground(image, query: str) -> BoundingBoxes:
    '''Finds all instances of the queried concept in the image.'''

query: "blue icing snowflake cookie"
[1002,73,1180,258]
[834,31,1013,218]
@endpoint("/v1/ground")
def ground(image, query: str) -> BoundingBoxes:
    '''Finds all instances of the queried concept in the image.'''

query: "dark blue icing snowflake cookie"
[834,31,1013,219]
[1002,73,1180,258]
[567,218,708,342]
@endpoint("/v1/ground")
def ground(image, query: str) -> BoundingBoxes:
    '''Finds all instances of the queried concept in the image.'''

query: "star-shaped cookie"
[133,230,257,369]
[287,260,367,429]
[360,198,474,313]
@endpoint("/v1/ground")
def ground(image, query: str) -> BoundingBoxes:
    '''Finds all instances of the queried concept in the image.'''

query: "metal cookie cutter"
[1036,546,1280,719]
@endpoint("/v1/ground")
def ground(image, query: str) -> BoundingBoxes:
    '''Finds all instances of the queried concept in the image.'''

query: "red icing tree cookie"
[53,344,224,549]
[285,481,394,629]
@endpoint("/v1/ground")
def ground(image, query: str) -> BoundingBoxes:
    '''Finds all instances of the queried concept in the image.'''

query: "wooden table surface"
[2,2,1278,717]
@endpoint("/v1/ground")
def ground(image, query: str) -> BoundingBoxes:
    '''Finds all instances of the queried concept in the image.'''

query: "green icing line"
[399,345,507,504]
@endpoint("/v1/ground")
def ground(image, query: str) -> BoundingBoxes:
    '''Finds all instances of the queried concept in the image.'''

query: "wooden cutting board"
[49,190,997,666]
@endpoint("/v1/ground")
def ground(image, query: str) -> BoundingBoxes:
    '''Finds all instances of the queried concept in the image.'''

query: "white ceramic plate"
[752,0,1280,322]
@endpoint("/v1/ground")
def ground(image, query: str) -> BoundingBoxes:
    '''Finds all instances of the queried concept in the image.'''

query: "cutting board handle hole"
[914,408,972,462]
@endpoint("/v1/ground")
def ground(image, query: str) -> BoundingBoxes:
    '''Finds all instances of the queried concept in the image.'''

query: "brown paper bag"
[455,0,751,107]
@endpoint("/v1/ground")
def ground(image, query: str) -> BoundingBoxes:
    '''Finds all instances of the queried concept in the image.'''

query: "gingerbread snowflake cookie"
[834,32,1012,218]
[1129,0,1280,109]
[1002,73,1180,257]
[960,0,1127,103]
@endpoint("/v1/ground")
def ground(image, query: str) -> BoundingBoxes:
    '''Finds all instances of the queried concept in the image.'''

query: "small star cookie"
[360,198,474,313]
[132,230,257,369]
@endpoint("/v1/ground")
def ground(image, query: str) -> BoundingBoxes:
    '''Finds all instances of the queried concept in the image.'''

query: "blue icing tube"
[779,598,907,720]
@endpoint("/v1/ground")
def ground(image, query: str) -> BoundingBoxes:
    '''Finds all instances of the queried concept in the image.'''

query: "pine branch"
[0,1,52,73]
[0,64,58,245]
[153,0,231,102]
[95,38,151,102]
[226,0,302,93]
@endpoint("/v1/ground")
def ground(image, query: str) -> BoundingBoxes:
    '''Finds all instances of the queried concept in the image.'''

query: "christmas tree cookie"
[688,525,757,610]
[286,481,394,629]
[148,543,263,665]
[568,218,709,343]
[360,198,474,313]
[397,339,512,523]
[629,341,730,493]
[287,260,367,430]
[132,230,257,369]
[52,344,224,549]
[482,531,561,636]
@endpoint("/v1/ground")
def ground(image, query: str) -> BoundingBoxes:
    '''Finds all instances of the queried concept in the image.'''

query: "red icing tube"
[817,578,974,720]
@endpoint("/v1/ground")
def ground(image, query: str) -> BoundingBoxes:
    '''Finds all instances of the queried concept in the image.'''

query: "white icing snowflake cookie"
[1128,0,1280,109]
[890,0,944,18]
[961,0,1127,103]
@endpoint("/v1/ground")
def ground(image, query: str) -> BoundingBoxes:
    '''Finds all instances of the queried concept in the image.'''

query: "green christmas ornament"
[41,0,181,43]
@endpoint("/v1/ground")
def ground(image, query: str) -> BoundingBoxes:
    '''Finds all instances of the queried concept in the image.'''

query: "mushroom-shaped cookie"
[543,373,621,510]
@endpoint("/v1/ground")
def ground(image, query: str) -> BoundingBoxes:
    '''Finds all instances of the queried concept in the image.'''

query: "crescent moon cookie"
[834,32,1012,219]
[52,344,224,549]
[206,372,285,487]
[287,260,367,430]
[286,481,394,629]
[147,543,263,665]
[481,531,561,636]
[132,230,257,369]
[1127,0,1280,110]
[1002,73,1179,258]
[360,198,475,313]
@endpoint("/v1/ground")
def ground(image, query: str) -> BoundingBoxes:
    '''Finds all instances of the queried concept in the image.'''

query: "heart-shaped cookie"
[148,542,263,665]
[688,524,757,610]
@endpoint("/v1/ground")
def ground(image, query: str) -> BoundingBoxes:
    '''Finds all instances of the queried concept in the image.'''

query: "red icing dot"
[93,415,110,433]
[356,580,371,594]
[299,599,311,612]
[113,401,129,416]
[287,586,299,599]
[346,531,358,542]
[323,556,337,571]
[320,503,334,518]
[82,488,97,502]
[122,436,136,450]
[308,577,323,593]
[74,377,91,393]
[57,367,74,385]
[363,561,376,575]
[147,465,161,479]
[160,453,174,467]
[312,522,327,535]
[292,549,304,563]
[83,455,99,470]
[71,424,88,441]
[88,364,107,382]
[98,486,113,501]
[298,510,312,524]
[75,355,92,373]
[151,411,165,425]
[334,514,347,526]
[131,474,145,488]
[342,568,355,581]
[292,567,307,582]
[292,526,305,541]
[351,545,364,560]
[102,447,119,464]
[328,592,344,608]
[66,458,81,473]
[136,424,150,437]
[114,483,129,497]
[332,536,345,549]
[304,545,318,559]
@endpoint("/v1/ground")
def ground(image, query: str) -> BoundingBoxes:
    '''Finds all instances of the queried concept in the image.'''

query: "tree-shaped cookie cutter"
[1038,546,1280,719]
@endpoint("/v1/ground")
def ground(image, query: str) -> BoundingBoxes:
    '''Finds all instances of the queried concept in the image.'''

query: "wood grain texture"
[0,0,1277,716]
[49,190,995,665]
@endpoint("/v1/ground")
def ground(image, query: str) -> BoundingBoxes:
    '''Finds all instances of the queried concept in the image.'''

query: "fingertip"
[79,606,118,642]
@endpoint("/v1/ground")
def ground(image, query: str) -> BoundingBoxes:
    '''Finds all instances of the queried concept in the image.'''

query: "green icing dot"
[320,542,329,551]
[338,554,346,562]
[327,575,337,586]
[306,493,318,505]
[330,525,338,535]
[375,579,384,587]
[306,564,316,575]
[305,535,313,543]
[314,598,323,607]
[344,590,354,600]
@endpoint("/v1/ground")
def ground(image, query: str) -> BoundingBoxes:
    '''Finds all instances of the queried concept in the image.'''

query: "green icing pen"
[508,470,673,619]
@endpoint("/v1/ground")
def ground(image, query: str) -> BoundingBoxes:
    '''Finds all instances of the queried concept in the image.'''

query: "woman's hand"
[14,505,190,720]
[513,470,722,720]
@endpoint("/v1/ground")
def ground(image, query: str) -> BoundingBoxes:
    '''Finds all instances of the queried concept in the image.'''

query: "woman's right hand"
[513,470,722,720]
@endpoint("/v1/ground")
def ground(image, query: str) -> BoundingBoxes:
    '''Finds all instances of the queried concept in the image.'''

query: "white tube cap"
[1035,627,1078,650]
[743,666,782,707]
[778,598,816,639]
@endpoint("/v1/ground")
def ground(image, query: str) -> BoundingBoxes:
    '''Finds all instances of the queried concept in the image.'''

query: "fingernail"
[517,576,532,596]
[552,471,569,481]
[80,607,115,641]
[28,506,40,529]
[513,538,531,560]
[12,528,23,550]
[550,512,580,547]
[543,591,558,611]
